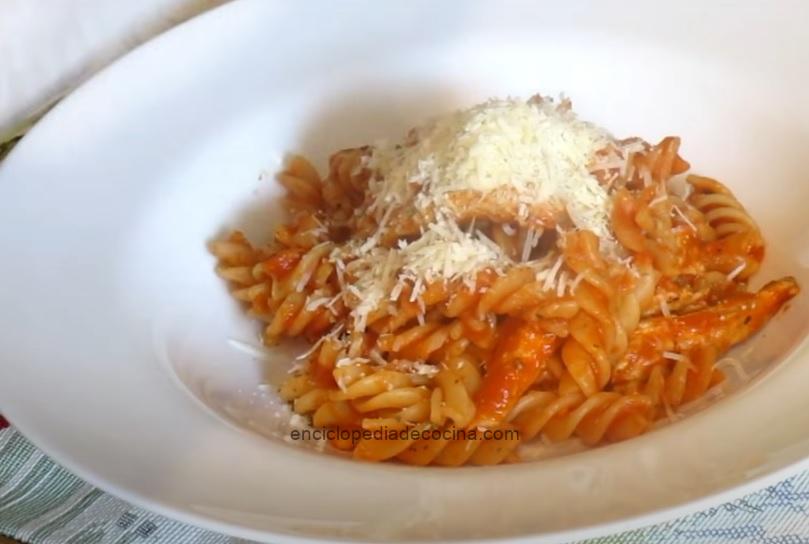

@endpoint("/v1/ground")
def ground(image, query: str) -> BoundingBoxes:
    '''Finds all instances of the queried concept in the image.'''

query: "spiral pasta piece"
[261,243,341,342]
[211,231,277,319]
[321,148,371,228]
[560,311,611,396]
[687,175,764,279]
[377,320,463,362]
[279,373,331,415]
[355,388,653,466]
[394,424,522,466]
[277,155,323,211]
[688,175,758,238]
[350,362,518,466]
[509,391,653,446]
[558,230,639,396]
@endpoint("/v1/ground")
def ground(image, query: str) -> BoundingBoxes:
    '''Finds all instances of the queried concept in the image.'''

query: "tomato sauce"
[473,319,559,426]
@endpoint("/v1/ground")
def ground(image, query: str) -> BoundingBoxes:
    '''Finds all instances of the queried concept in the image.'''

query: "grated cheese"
[389,280,405,302]
[416,296,426,318]
[295,336,327,361]
[556,271,569,297]
[358,205,395,253]
[394,360,440,378]
[409,277,424,302]
[294,323,344,361]
[294,241,331,292]
[335,376,348,391]
[727,261,747,281]
[662,351,688,362]
[368,348,387,366]
[570,272,586,292]
[518,203,529,220]
[521,227,543,263]
[347,284,363,299]
[542,255,565,292]
[658,295,672,318]
[672,205,697,232]
[304,296,331,312]
[335,357,370,368]
[325,294,342,315]
[368,96,615,239]
[662,351,695,371]
[640,167,653,188]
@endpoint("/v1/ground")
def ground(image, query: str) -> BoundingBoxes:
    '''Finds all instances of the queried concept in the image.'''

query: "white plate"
[1,1,809,542]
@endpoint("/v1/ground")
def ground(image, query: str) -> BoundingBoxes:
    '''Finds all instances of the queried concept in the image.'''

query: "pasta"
[212,94,799,465]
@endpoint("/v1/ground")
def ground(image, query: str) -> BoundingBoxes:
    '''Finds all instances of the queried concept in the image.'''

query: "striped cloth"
[2,423,809,543]
[0,425,239,543]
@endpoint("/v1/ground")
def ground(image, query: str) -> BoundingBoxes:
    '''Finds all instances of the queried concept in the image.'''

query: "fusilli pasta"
[212,94,799,465]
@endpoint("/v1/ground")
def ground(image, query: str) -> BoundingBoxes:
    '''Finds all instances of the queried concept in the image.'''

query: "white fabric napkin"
[0,0,227,140]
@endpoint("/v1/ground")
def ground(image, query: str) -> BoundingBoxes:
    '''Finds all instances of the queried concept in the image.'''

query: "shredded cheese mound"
[368,96,614,237]
[326,95,638,332]
[399,217,508,283]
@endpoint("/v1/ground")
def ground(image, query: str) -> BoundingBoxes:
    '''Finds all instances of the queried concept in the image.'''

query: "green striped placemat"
[2,424,809,544]
[0,427,240,543]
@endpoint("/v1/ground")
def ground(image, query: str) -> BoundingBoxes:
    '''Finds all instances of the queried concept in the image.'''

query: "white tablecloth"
[0,0,227,139]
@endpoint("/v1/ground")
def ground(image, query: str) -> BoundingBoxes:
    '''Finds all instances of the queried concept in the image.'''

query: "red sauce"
[473,319,558,426]
[311,359,337,388]
[750,243,765,263]
[460,319,497,350]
